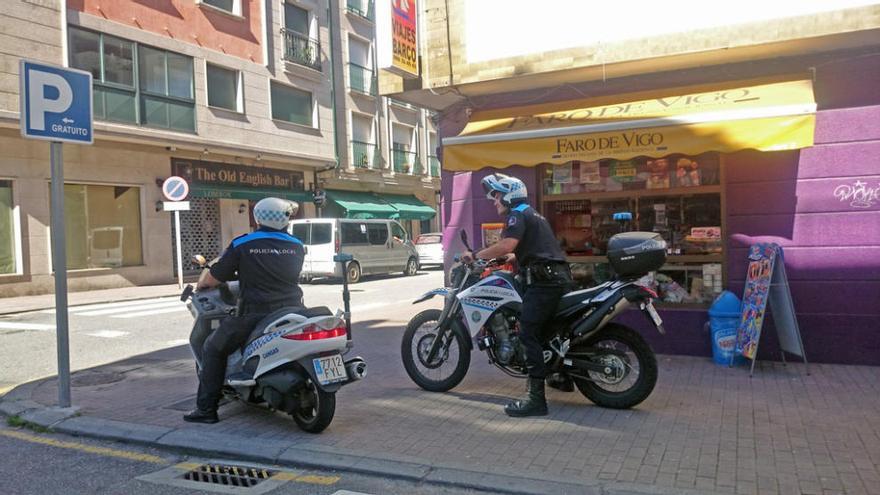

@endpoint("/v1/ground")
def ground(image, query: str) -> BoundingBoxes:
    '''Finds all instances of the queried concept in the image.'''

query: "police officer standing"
[462,173,573,417]
[184,197,305,424]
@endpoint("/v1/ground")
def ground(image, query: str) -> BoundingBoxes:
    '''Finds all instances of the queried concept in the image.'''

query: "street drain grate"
[181,464,277,488]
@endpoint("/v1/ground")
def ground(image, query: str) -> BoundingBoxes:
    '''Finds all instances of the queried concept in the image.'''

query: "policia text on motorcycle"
[184,197,305,424]
[462,173,574,417]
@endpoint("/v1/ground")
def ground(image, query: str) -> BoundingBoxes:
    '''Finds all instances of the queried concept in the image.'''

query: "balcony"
[392,149,418,174]
[349,63,377,96]
[429,155,441,177]
[346,0,375,21]
[283,29,321,71]
[351,140,379,169]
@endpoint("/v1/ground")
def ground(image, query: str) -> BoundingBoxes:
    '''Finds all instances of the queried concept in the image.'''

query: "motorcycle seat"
[556,283,612,313]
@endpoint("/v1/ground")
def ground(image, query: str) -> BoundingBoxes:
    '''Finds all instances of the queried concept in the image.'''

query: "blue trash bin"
[708,291,746,366]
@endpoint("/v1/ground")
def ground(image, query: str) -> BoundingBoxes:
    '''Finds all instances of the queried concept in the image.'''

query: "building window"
[206,64,242,112]
[392,124,418,174]
[270,82,313,126]
[0,181,18,274]
[55,184,143,270]
[200,0,241,16]
[139,46,195,132]
[282,3,321,70]
[351,113,378,169]
[69,26,195,132]
[69,27,137,124]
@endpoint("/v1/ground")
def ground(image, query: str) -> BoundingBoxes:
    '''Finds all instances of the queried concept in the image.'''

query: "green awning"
[325,190,399,219]
[383,194,436,221]
[190,184,313,203]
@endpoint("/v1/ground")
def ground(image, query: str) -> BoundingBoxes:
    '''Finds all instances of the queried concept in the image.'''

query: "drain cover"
[181,463,276,488]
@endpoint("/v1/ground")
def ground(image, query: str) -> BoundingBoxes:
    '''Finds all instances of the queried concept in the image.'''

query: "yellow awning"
[442,79,817,171]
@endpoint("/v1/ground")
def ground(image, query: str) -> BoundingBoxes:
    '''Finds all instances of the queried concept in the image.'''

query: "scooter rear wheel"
[291,378,336,433]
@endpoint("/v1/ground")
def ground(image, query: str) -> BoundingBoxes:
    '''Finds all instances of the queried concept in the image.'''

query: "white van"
[289,218,420,283]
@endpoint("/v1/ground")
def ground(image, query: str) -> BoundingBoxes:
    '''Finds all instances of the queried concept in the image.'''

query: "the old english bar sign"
[172,159,305,199]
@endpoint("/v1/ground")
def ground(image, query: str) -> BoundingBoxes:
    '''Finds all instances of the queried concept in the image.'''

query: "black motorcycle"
[401,230,667,409]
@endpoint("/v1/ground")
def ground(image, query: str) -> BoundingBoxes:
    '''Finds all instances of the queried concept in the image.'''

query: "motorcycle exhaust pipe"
[344,357,367,382]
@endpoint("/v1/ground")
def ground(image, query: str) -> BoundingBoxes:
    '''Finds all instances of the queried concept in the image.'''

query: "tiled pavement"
[13,319,880,495]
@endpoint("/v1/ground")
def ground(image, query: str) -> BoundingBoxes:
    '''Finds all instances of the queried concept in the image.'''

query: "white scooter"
[181,253,366,433]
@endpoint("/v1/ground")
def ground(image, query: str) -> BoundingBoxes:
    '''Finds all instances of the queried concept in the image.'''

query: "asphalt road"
[0,424,488,495]
[0,270,444,394]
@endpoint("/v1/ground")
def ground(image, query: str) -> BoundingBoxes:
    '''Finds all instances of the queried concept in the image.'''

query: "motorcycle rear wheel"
[291,378,336,433]
[401,309,470,392]
[571,323,658,409]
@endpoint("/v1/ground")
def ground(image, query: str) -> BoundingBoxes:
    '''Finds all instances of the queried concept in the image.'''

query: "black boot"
[546,372,574,392]
[504,377,548,417]
[183,408,219,424]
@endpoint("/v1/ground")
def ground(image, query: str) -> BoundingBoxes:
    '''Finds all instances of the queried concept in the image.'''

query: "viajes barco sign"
[172,159,305,192]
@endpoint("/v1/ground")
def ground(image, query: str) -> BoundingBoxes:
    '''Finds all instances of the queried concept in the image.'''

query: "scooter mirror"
[192,254,207,267]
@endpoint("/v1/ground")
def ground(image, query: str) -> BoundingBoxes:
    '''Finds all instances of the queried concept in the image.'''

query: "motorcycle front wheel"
[571,323,658,409]
[401,309,470,392]
[291,378,336,433]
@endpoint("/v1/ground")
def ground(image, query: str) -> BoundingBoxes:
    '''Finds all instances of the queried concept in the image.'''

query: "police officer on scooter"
[184,197,305,424]
[461,173,573,417]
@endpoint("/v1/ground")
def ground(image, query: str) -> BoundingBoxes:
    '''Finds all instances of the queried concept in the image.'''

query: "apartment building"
[321,0,440,237]
[0,0,438,296]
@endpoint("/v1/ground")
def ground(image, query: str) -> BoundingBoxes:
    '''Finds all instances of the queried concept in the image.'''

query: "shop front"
[170,158,312,273]
[439,77,877,362]
[321,189,436,237]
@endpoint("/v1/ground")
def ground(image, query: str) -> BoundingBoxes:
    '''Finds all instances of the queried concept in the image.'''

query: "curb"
[0,396,732,495]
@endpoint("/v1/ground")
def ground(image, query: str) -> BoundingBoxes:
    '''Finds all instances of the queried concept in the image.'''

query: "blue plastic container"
[708,291,746,366]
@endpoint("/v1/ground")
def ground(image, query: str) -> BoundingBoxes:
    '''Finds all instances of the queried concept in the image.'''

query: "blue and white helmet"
[253,197,298,230]
[481,173,528,207]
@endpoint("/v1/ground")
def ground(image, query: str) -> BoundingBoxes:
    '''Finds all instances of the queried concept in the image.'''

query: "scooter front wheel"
[291,378,336,433]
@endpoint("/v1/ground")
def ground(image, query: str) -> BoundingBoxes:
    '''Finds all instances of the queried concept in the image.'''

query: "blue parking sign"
[20,60,93,144]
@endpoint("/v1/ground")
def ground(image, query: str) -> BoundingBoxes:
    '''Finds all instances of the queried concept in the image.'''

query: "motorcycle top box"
[607,232,667,276]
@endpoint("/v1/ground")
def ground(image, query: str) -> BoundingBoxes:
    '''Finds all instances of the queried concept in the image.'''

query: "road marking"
[39,297,181,314]
[331,491,375,495]
[113,306,187,319]
[0,321,55,331]
[272,472,340,485]
[350,299,413,313]
[85,330,129,338]
[78,301,182,317]
[0,429,167,464]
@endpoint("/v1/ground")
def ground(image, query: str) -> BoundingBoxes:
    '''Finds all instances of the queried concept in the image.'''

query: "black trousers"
[519,284,566,379]
[196,313,267,411]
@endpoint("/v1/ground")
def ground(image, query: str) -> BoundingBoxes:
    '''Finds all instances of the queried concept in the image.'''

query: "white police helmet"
[253,197,298,230]
[481,173,528,207]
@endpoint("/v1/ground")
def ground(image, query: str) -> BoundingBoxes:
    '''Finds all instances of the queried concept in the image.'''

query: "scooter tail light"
[283,323,347,341]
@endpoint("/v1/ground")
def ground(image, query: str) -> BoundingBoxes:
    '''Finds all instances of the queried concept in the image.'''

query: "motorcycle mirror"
[459,229,472,251]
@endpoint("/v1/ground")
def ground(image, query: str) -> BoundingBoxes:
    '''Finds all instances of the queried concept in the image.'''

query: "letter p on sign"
[20,60,93,144]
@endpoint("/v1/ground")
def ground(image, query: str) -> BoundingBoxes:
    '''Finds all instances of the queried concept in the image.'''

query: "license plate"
[645,301,663,327]
[313,354,347,385]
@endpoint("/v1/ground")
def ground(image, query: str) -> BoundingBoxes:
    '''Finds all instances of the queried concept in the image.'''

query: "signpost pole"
[174,210,183,289]
[49,141,71,408]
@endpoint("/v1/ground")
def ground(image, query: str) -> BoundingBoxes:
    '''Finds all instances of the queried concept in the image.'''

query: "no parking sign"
[162,176,189,201]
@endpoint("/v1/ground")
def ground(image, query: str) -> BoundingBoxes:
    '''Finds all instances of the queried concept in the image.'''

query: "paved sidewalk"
[0,283,182,315]
[3,316,880,495]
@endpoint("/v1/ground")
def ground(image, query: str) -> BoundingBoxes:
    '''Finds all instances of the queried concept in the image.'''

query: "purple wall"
[438,56,880,364]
